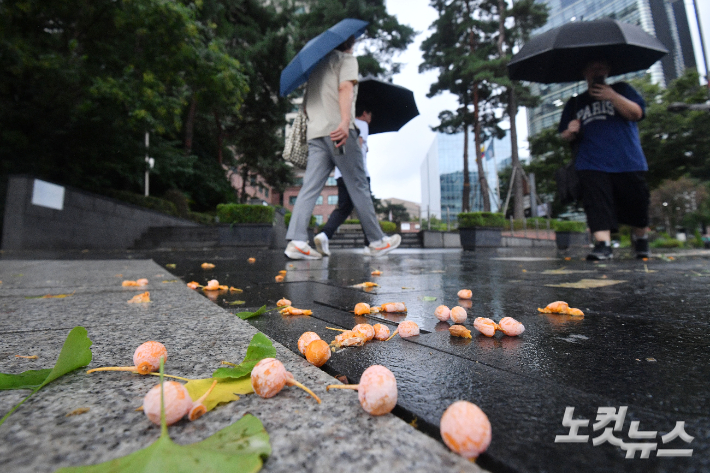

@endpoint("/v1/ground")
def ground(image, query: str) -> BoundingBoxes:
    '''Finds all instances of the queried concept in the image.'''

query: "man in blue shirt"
[559,59,650,260]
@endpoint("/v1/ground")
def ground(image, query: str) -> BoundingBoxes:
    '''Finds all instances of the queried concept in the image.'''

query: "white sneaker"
[368,234,401,258]
[284,240,322,260]
[362,245,371,256]
[314,232,330,256]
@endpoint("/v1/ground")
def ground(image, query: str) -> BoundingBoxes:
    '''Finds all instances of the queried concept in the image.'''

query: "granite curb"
[0,260,485,473]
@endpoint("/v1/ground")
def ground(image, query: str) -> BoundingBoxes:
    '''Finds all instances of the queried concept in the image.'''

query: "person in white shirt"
[314,105,374,255]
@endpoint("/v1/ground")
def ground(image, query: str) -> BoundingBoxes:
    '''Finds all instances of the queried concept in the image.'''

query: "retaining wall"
[1,175,197,250]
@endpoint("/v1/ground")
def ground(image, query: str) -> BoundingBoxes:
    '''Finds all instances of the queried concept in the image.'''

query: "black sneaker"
[634,237,650,259]
[587,242,613,260]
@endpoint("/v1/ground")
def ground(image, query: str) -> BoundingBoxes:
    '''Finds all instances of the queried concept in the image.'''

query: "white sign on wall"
[31,179,65,210]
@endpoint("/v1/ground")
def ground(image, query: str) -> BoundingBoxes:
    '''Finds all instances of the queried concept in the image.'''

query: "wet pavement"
[2,246,709,472]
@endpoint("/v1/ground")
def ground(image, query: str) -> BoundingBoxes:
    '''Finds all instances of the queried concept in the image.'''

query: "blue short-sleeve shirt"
[558,82,647,172]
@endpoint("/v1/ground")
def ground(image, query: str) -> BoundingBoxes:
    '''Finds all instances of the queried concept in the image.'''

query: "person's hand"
[589,83,615,101]
[567,119,581,135]
[329,120,350,148]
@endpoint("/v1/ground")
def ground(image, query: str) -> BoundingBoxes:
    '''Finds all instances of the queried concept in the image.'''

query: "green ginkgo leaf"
[235,305,270,320]
[212,333,275,379]
[57,360,270,473]
[0,326,93,427]
[0,369,52,390]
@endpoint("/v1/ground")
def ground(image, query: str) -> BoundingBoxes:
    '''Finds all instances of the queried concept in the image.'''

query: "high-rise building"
[527,0,699,138]
[420,132,512,224]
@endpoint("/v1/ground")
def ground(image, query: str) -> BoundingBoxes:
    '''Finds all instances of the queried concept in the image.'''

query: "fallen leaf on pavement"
[545,279,626,289]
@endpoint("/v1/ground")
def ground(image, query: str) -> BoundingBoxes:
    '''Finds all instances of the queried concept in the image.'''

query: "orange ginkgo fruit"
[251,358,321,403]
[354,302,371,315]
[352,324,375,342]
[457,289,472,300]
[435,305,451,322]
[128,292,150,303]
[201,263,215,269]
[298,332,321,355]
[87,341,167,375]
[143,381,193,426]
[440,400,491,459]
[473,317,498,337]
[277,298,292,307]
[449,325,472,339]
[386,321,419,341]
[372,324,390,341]
[380,302,407,313]
[327,365,397,416]
[305,339,331,367]
[248,258,256,264]
[498,317,525,336]
[450,306,468,324]
[186,281,200,289]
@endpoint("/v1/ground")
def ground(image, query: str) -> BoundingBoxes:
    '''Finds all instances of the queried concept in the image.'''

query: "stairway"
[328,226,421,249]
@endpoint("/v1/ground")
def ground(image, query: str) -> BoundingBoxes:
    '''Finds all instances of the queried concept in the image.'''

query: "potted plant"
[216,204,275,247]
[457,212,505,250]
[552,220,589,250]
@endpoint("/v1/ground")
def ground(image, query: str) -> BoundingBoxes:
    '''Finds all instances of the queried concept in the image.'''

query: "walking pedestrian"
[284,36,400,260]
[314,104,374,255]
[559,58,651,260]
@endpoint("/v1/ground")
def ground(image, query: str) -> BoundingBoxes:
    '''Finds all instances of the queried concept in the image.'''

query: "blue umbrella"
[280,19,369,97]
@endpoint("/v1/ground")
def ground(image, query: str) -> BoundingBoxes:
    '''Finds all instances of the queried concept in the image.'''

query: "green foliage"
[216,204,274,224]
[650,237,684,248]
[108,191,179,217]
[379,202,410,223]
[0,370,52,391]
[57,360,270,473]
[212,333,276,379]
[380,221,397,233]
[457,212,505,228]
[631,70,710,189]
[0,327,93,427]
[552,220,587,233]
[235,305,273,321]
[0,0,249,210]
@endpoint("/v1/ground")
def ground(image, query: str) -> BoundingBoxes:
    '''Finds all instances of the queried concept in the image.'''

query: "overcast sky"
[365,0,710,205]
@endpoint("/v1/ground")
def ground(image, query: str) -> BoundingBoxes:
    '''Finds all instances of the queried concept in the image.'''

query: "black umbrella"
[507,18,669,83]
[356,77,419,134]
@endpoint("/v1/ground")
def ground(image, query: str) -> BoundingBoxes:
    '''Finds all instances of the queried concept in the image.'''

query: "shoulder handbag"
[283,104,308,168]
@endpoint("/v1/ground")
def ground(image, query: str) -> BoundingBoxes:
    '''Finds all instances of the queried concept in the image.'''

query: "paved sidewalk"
[0,259,483,473]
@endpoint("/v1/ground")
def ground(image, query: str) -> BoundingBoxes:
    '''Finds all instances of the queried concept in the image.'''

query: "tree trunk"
[213,110,224,166]
[473,83,491,212]
[497,0,524,219]
[240,167,249,204]
[462,122,471,213]
[184,94,197,155]
[509,87,524,219]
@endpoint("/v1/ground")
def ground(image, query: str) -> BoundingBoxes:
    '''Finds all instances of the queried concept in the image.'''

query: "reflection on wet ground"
[5,246,709,472]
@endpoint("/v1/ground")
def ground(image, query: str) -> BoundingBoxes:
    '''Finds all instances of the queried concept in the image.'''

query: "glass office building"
[527,0,698,137]
[420,132,513,225]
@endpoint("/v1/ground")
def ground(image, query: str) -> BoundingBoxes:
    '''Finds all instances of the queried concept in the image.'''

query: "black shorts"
[577,170,649,233]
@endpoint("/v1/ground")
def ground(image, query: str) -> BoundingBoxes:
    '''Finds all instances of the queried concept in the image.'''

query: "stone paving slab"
[0,260,483,473]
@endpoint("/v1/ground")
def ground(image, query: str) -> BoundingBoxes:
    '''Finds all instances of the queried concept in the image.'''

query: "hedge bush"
[552,220,588,233]
[380,221,397,233]
[457,212,506,228]
[216,204,274,224]
[108,190,178,216]
[188,212,215,225]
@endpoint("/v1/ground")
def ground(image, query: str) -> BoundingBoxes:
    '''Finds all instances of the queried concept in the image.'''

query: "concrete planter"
[555,231,589,250]
[420,230,461,248]
[459,227,503,250]
[217,223,273,247]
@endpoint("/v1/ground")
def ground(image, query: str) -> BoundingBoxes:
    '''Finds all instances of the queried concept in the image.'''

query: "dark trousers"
[321,177,371,246]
